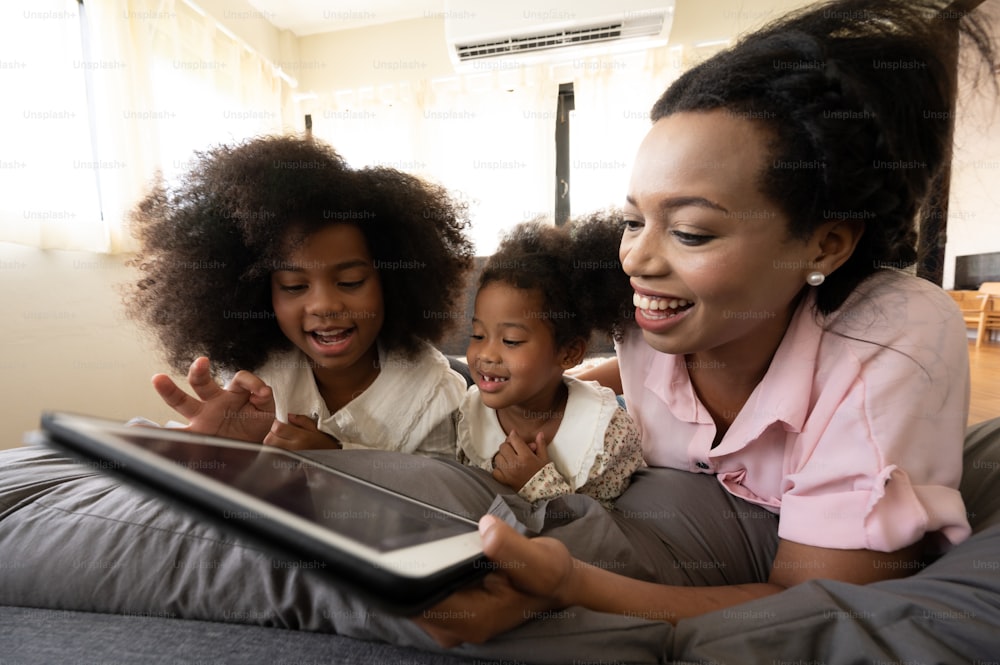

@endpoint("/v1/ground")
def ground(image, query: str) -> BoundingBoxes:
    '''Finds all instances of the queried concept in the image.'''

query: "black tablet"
[39,411,488,615]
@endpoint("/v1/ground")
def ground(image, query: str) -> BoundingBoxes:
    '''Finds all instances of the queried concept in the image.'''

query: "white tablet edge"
[50,413,485,579]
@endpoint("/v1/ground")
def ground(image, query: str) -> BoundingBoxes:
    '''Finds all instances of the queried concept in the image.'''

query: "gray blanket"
[2,416,1000,663]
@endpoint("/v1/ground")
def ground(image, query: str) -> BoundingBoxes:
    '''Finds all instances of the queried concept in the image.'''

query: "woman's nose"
[621,225,666,278]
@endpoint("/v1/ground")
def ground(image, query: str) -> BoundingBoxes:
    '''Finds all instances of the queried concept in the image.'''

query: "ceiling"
[244,0,447,36]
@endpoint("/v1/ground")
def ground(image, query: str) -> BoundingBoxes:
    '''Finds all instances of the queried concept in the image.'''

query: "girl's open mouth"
[308,327,355,353]
[477,372,509,393]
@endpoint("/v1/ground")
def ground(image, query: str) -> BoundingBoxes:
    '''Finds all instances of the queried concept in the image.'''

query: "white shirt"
[252,343,467,458]
[457,375,621,489]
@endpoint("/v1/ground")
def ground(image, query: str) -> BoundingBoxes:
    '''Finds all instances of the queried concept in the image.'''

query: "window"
[1,0,102,250]
[0,0,288,253]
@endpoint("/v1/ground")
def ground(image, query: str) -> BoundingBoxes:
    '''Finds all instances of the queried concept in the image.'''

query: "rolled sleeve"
[517,463,573,503]
[777,283,971,552]
[779,470,968,552]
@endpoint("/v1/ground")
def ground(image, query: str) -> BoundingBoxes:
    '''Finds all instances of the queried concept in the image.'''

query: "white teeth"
[313,329,350,344]
[482,374,508,382]
[633,293,692,311]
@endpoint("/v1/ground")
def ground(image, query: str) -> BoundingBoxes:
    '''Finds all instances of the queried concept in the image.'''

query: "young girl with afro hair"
[126,135,474,456]
[458,213,645,506]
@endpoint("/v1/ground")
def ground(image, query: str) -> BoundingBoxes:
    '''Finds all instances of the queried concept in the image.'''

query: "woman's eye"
[469,334,484,341]
[278,284,306,293]
[502,339,524,347]
[338,279,364,289]
[624,218,644,232]
[672,230,713,246]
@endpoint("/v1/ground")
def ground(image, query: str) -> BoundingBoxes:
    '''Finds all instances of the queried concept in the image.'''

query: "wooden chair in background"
[976,293,1000,348]
[952,289,988,338]
[980,282,1000,297]
[951,282,1000,347]
[949,289,979,305]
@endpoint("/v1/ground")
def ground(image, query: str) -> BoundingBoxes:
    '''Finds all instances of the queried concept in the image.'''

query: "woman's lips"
[632,292,694,332]
[633,292,692,312]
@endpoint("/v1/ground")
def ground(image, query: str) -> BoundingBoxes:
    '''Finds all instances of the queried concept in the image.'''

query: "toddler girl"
[126,136,473,456]
[457,215,644,505]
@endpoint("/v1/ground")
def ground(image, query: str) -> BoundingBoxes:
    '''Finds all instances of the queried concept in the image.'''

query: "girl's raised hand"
[151,356,276,442]
[264,413,342,450]
[491,430,550,491]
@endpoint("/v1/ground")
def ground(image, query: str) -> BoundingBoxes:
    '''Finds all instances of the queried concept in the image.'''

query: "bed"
[2,415,1000,664]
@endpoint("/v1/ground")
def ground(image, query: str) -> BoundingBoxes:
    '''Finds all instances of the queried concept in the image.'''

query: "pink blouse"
[618,270,971,552]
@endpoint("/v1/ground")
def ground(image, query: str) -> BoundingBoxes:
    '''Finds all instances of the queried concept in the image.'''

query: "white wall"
[196,0,291,65]
[298,16,453,92]
[0,244,181,449]
[944,53,1000,287]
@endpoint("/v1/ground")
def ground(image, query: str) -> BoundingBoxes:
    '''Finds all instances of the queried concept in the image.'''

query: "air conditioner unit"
[444,0,675,69]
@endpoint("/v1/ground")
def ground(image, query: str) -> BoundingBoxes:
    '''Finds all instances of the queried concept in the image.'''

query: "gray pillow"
[0,443,672,663]
[671,417,1000,663]
[957,416,1000,533]
[0,436,784,663]
[4,415,998,664]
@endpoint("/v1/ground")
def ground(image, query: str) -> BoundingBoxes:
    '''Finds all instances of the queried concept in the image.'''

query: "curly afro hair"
[125,135,474,374]
[478,211,633,350]
[651,0,995,314]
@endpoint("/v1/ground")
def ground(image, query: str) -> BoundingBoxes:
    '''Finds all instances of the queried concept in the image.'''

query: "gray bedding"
[2,417,1000,663]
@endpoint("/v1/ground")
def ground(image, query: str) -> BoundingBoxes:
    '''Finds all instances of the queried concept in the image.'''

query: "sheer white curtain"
[418,70,559,254]
[568,46,685,217]
[305,47,687,253]
[1,0,289,253]
[308,67,560,255]
[0,0,102,250]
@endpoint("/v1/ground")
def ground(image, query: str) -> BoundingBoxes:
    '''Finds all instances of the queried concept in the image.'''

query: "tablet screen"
[41,411,488,612]
[108,430,473,552]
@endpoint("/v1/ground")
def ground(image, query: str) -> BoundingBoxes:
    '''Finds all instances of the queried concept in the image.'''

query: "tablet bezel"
[39,410,489,614]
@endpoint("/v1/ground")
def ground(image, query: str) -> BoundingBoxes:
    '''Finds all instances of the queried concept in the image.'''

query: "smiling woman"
[621,110,837,369]
[415,0,1000,648]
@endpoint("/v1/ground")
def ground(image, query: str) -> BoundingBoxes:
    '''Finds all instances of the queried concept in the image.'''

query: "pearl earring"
[806,271,825,286]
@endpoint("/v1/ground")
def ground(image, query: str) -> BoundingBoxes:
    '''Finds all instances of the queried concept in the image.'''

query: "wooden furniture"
[949,289,979,304]
[951,283,1000,347]
[977,294,1000,348]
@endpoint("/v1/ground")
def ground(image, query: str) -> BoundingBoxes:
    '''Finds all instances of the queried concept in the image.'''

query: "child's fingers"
[151,374,201,420]
[491,445,515,483]
[264,419,298,447]
[227,369,269,394]
[532,432,550,462]
[265,419,339,450]
[504,432,536,457]
[229,371,274,410]
[186,356,224,401]
[287,413,319,431]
